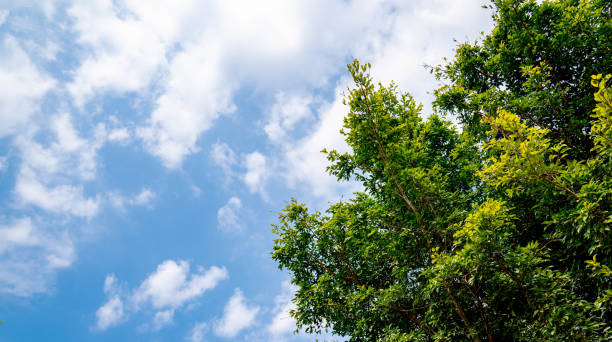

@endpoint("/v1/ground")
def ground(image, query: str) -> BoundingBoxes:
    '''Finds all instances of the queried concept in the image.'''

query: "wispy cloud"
[217,197,244,233]
[0,35,55,138]
[0,217,74,296]
[243,152,269,197]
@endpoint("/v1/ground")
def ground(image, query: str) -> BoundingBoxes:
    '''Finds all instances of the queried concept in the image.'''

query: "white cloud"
[280,82,360,203]
[67,0,234,168]
[152,309,174,330]
[132,188,155,206]
[265,92,312,143]
[13,112,139,218]
[0,217,75,296]
[95,260,228,331]
[0,111,125,296]
[0,9,9,26]
[12,113,108,218]
[15,173,100,218]
[243,152,268,196]
[209,0,394,88]
[267,280,298,337]
[95,274,125,330]
[211,142,238,181]
[22,39,60,61]
[5,0,56,18]
[62,0,491,174]
[189,321,208,342]
[214,289,260,338]
[66,0,196,105]
[64,0,402,170]
[104,274,120,296]
[268,0,492,202]
[0,154,9,173]
[137,39,236,169]
[369,0,494,114]
[191,185,203,198]
[96,296,125,330]
[107,127,131,144]
[133,260,228,310]
[0,35,55,138]
[217,197,243,233]
[109,188,156,211]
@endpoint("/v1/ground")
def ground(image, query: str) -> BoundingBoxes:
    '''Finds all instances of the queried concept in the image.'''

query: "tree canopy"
[272,0,612,341]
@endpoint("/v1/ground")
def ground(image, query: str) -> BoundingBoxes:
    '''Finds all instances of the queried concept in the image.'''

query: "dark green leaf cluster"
[272,1,612,341]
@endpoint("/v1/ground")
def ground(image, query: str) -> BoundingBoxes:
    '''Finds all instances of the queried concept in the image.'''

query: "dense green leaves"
[434,0,612,156]
[272,1,612,341]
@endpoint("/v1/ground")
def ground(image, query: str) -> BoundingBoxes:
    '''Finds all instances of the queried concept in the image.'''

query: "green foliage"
[272,1,612,341]
[434,0,612,156]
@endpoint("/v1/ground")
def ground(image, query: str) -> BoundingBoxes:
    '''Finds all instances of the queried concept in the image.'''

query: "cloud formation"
[0,35,55,138]
[214,288,260,338]
[95,260,228,331]
[189,321,208,342]
[267,280,299,337]
[243,152,268,196]
[0,217,74,296]
[217,197,244,233]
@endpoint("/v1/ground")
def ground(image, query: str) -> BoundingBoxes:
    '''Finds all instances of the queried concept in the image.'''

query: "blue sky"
[0,1,492,341]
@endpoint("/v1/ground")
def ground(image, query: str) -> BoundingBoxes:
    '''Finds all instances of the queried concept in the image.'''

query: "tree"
[272,0,612,341]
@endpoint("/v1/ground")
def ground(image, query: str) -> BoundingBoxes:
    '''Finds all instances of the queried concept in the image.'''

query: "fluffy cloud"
[264,92,313,143]
[66,0,196,105]
[0,217,74,296]
[63,0,401,170]
[61,0,489,173]
[106,127,131,144]
[214,288,260,338]
[217,197,243,233]
[131,188,155,206]
[95,260,228,331]
[13,112,140,218]
[243,152,268,196]
[15,175,100,218]
[267,280,298,337]
[95,297,125,330]
[137,38,236,169]
[279,82,360,203]
[152,309,174,331]
[104,273,120,296]
[189,321,208,342]
[12,113,109,218]
[3,110,138,295]
[0,35,55,138]
[133,260,228,309]
[95,274,125,330]
[0,10,9,26]
[369,0,494,112]
[1,106,136,296]
[266,0,492,202]
[211,142,238,181]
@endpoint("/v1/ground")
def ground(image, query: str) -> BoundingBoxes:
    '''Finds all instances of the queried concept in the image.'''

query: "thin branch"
[445,282,482,342]
[465,281,493,342]
[489,252,534,310]
[510,4,535,41]
[387,304,437,337]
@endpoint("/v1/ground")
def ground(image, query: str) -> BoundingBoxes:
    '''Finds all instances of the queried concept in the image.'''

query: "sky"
[0,1,493,341]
